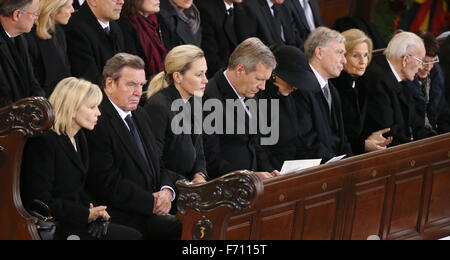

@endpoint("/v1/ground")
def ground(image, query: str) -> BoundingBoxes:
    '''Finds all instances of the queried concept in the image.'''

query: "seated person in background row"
[294,27,353,162]
[363,32,436,147]
[22,77,142,240]
[144,45,208,184]
[85,53,182,240]
[26,0,74,97]
[260,45,313,170]
[285,0,323,44]
[405,30,450,135]
[203,37,281,180]
[330,29,392,155]
[0,0,45,107]
[65,0,125,85]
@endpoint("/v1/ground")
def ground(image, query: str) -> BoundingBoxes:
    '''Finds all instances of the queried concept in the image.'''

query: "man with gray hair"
[203,37,281,180]
[295,26,353,162]
[363,31,435,146]
[0,0,44,106]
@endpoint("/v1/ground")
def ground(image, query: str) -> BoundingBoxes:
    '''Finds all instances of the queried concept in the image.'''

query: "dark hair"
[121,0,142,18]
[0,0,33,16]
[414,30,439,57]
[102,53,146,88]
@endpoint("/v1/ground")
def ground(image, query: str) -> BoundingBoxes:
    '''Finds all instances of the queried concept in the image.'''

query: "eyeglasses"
[408,55,425,66]
[422,57,439,66]
[19,9,40,18]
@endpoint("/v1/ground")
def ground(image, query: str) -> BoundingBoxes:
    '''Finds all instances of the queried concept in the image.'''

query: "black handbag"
[28,199,57,240]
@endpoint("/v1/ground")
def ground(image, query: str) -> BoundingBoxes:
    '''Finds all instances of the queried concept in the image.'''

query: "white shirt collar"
[224,1,234,11]
[223,70,244,100]
[78,0,85,5]
[109,97,132,129]
[309,64,328,89]
[266,0,275,15]
[97,19,110,30]
[386,58,402,83]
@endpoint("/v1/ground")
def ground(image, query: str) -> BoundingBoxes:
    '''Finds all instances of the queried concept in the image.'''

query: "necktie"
[271,5,285,43]
[104,26,110,36]
[224,7,238,45]
[302,0,316,32]
[124,115,150,167]
[323,83,332,113]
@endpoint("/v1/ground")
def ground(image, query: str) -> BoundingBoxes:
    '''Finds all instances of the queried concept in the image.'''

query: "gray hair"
[304,27,346,61]
[228,37,277,73]
[102,53,145,88]
[384,32,424,59]
[0,0,33,16]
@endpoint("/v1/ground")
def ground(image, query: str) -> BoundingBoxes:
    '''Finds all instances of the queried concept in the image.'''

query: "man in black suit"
[363,32,435,146]
[65,0,125,85]
[86,53,181,240]
[203,37,280,180]
[238,0,302,49]
[195,0,243,78]
[295,27,352,162]
[0,0,44,107]
[285,0,323,44]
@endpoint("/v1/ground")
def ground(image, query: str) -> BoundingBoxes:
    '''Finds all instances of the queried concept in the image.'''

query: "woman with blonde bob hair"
[26,0,74,96]
[144,45,209,184]
[22,77,142,240]
[331,29,392,155]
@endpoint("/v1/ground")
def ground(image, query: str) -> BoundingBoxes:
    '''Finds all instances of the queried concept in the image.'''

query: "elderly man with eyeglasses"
[0,0,45,107]
[405,31,450,135]
[362,31,436,147]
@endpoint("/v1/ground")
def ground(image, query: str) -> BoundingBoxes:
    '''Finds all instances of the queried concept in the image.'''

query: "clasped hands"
[153,188,173,216]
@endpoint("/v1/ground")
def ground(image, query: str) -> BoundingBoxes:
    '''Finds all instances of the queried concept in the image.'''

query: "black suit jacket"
[26,25,71,97]
[158,0,202,51]
[294,69,353,162]
[195,0,241,78]
[286,0,323,43]
[22,131,91,237]
[0,23,44,107]
[203,70,273,179]
[238,0,302,49]
[86,96,177,225]
[363,55,435,146]
[65,4,124,85]
[144,84,208,181]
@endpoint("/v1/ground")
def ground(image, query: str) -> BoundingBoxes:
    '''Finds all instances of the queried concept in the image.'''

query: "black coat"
[406,64,450,134]
[26,25,71,97]
[65,4,124,85]
[158,0,202,51]
[285,0,323,43]
[195,0,241,78]
[203,70,274,178]
[363,55,435,146]
[86,96,178,226]
[144,84,208,181]
[294,70,353,162]
[238,0,303,49]
[259,81,307,170]
[0,23,44,107]
[330,70,368,155]
[22,131,91,239]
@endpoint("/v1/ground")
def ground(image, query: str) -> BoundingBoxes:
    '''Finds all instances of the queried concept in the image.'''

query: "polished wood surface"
[177,133,450,240]
[0,97,54,240]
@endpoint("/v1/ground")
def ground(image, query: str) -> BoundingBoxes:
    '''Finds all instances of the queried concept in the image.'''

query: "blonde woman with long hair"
[22,77,142,240]
[144,45,208,184]
[25,0,74,96]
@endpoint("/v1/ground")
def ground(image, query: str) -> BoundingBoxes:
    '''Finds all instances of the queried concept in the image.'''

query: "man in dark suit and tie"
[203,37,280,180]
[0,0,45,107]
[295,27,352,162]
[363,32,435,146]
[86,53,181,240]
[195,0,243,78]
[65,0,125,85]
[238,0,302,49]
[286,0,323,44]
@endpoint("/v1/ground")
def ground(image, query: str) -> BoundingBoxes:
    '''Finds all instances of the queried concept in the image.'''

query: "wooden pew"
[0,97,54,240]
[176,133,450,240]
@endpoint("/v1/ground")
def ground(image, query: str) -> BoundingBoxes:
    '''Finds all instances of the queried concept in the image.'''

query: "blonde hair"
[146,45,204,99]
[35,0,69,40]
[49,77,103,135]
[342,29,374,63]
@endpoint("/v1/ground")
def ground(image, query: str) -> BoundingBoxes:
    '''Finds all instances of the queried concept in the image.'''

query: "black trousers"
[57,223,142,240]
[127,215,182,240]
